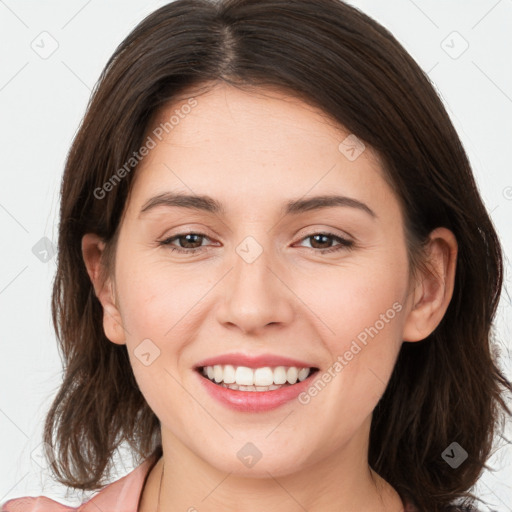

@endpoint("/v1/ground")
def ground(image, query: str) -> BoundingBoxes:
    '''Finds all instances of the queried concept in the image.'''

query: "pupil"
[312,234,331,248]
[182,234,201,248]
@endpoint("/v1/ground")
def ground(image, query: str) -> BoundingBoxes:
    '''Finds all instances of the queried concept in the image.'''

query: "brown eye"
[159,232,211,254]
[309,234,335,249]
[298,232,354,254]
[173,234,205,249]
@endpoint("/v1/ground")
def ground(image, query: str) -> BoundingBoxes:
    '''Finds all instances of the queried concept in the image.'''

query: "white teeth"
[223,364,236,384]
[254,367,274,386]
[286,367,298,384]
[298,368,310,381]
[200,364,313,388]
[235,366,254,386]
[213,365,223,383]
[221,383,282,392]
[273,366,288,385]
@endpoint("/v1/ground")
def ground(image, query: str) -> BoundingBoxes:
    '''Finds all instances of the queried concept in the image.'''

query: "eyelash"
[158,231,354,254]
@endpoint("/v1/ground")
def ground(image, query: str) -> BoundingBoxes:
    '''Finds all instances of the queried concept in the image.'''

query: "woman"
[2,0,510,511]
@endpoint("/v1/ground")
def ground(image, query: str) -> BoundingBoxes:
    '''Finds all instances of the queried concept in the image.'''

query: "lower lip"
[195,370,318,412]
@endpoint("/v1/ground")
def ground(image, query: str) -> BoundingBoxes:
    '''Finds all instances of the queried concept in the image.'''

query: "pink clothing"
[1,455,159,512]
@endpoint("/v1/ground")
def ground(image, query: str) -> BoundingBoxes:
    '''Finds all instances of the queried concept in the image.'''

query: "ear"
[402,227,458,342]
[81,233,126,345]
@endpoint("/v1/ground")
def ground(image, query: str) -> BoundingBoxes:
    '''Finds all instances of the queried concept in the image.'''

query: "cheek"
[297,260,406,348]
[295,259,406,412]
[115,255,208,339]
[114,259,202,421]
[324,294,403,399]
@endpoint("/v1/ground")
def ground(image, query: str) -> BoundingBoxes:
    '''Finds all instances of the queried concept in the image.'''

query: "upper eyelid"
[158,219,354,242]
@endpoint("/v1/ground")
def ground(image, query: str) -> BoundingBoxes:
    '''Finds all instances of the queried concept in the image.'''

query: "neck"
[140,426,404,512]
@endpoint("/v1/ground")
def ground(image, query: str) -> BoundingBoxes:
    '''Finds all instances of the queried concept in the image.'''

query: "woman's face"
[95,83,423,477]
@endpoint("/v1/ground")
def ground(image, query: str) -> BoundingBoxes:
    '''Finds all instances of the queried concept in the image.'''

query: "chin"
[199,443,311,479]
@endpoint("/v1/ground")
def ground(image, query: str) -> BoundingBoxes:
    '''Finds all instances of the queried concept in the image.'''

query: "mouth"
[196,364,320,392]
[192,353,321,411]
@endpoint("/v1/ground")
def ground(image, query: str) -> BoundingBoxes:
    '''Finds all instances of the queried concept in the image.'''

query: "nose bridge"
[233,235,273,290]
[217,234,294,333]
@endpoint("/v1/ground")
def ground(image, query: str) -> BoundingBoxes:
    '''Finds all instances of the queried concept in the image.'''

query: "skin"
[82,82,458,512]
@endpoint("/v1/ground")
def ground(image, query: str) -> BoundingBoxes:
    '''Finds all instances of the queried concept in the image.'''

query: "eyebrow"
[139,192,376,219]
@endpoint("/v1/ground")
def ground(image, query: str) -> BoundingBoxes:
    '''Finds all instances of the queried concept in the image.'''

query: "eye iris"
[310,234,333,249]
[179,234,203,248]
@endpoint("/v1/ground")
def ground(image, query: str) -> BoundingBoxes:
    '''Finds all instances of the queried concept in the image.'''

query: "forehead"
[126,82,398,222]
[147,83,373,157]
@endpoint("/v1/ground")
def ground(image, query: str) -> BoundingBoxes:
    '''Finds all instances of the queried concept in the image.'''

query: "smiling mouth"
[196,365,319,392]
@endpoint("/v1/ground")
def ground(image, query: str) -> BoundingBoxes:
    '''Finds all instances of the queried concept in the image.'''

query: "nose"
[215,240,295,335]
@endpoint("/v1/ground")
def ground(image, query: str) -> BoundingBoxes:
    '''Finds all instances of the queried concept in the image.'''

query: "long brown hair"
[43,1,511,510]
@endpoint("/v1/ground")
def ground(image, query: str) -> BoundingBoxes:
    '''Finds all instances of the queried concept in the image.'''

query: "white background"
[0,0,511,510]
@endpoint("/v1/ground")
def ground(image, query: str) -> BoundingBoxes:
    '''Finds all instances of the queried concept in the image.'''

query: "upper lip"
[194,352,318,370]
